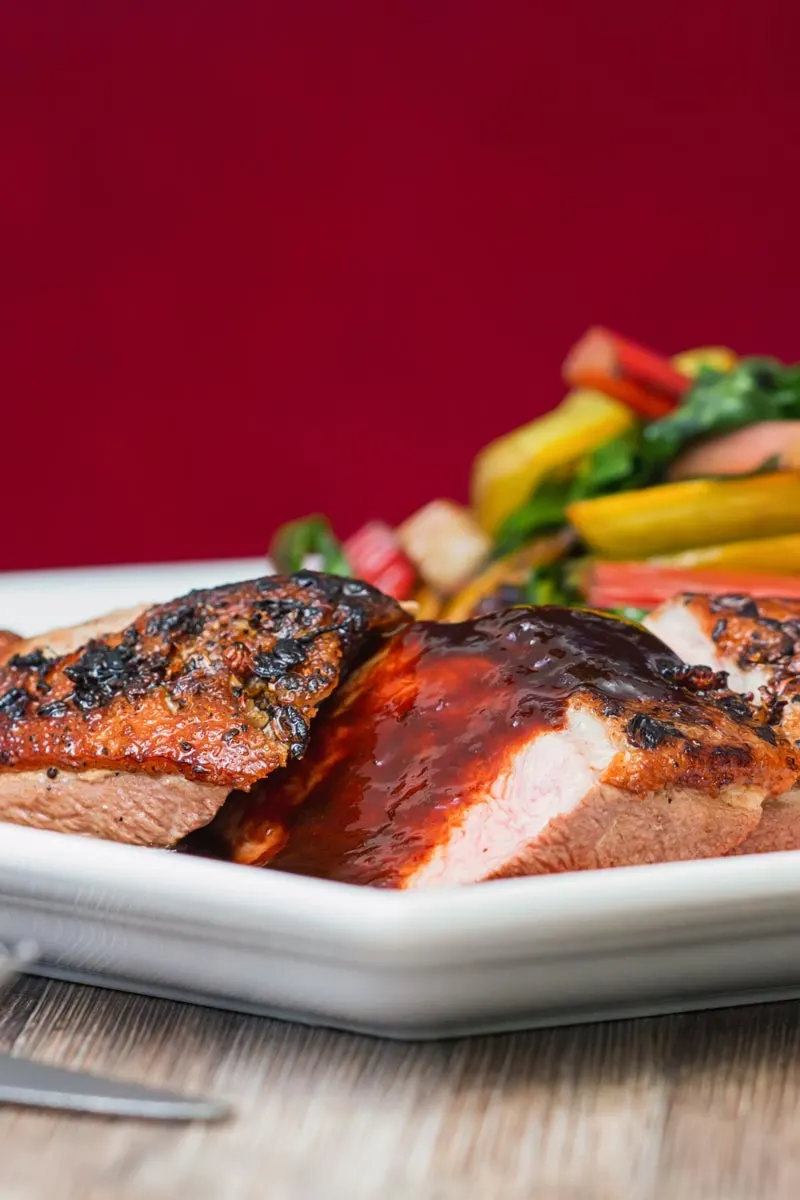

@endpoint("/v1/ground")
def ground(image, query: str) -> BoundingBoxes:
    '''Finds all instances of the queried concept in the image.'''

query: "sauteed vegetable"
[269,329,800,623]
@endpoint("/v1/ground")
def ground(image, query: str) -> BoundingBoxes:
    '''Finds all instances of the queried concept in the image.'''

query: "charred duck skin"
[0,573,408,846]
[646,594,800,856]
[646,594,800,712]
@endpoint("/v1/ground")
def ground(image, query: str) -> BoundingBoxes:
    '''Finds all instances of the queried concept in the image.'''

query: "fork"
[0,939,230,1119]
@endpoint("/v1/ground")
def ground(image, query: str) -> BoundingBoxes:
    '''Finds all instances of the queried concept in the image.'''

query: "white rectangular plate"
[0,561,800,1039]
[0,557,267,635]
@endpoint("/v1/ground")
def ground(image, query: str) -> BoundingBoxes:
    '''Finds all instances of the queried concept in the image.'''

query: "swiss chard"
[523,560,585,608]
[497,356,800,554]
[493,475,573,556]
[269,515,352,576]
[642,358,800,467]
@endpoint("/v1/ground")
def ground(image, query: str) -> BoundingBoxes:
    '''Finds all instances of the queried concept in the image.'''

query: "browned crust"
[681,593,800,687]
[674,594,800,745]
[592,687,797,799]
[0,573,408,790]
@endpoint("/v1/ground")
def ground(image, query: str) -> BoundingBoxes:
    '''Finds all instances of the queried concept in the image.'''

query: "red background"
[2,1,798,570]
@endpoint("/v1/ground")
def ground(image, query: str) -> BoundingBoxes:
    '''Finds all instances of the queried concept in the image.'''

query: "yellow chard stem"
[471,390,635,535]
[567,472,800,559]
[650,533,800,574]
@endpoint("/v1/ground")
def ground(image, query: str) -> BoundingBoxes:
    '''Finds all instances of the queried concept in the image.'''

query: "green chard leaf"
[493,354,800,557]
[493,474,574,556]
[269,515,352,576]
[569,426,653,500]
[523,560,585,608]
[642,357,800,466]
[494,429,649,556]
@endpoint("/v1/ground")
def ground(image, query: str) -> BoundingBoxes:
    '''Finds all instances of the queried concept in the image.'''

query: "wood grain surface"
[1,977,799,1200]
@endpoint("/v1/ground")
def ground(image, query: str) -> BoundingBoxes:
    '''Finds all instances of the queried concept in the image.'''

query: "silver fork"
[0,941,229,1120]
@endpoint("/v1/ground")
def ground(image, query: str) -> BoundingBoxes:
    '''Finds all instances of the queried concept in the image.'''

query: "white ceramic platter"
[0,557,267,635]
[0,561,799,1040]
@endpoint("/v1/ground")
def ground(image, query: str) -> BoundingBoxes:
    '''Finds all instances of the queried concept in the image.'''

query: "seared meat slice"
[727,791,800,856]
[206,607,798,887]
[0,572,408,847]
[646,594,800,856]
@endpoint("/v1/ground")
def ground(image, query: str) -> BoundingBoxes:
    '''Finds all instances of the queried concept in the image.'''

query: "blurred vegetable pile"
[270,328,800,622]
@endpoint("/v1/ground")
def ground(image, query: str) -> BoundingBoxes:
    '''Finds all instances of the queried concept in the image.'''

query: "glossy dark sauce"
[267,607,695,887]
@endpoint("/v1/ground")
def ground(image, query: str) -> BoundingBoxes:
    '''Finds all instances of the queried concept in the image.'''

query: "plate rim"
[2,824,800,968]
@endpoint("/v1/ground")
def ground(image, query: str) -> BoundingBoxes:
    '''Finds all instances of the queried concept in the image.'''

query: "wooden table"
[2,977,799,1200]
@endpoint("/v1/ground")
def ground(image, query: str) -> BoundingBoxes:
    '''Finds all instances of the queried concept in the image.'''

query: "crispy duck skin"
[0,573,407,785]
[0,573,409,846]
[205,607,799,886]
[646,594,800,857]
[645,594,800,754]
[646,594,800,711]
